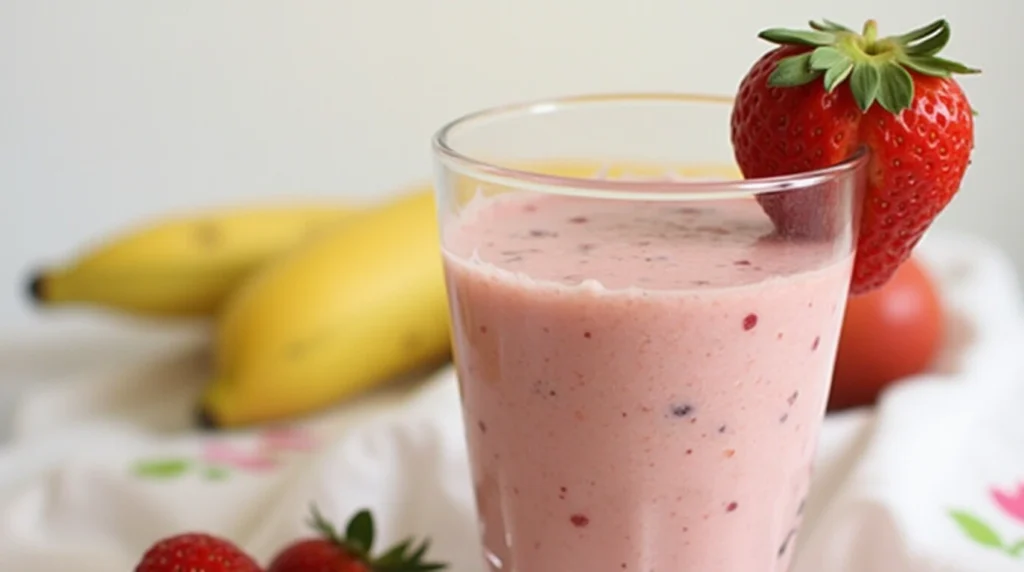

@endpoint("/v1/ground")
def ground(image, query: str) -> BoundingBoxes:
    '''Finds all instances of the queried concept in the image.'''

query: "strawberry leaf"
[759,28,836,47]
[823,61,854,92]
[893,19,947,44]
[903,24,950,57]
[850,63,881,111]
[927,56,981,75]
[376,539,414,565]
[345,509,375,555]
[877,62,915,113]
[809,46,849,71]
[768,52,822,87]
[809,47,854,93]
[372,537,448,572]
[409,538,430,561]
[900,56,953,78]
[307,504,367,558]
[307,506,449,571]
[810,19,853,33]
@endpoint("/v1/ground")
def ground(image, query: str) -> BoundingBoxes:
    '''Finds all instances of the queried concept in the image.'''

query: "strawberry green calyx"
[308,505,448,572]
[758,19,980,113]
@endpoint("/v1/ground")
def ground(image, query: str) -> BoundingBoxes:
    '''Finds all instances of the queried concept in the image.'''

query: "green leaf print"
[950,510,1004,549]
[203,466,230,481]
[1005,539,1024,558]
[133,458,191,479]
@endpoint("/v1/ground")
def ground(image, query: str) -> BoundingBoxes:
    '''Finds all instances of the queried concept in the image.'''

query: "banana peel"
[28,204,359,318]
[199,188,451,428]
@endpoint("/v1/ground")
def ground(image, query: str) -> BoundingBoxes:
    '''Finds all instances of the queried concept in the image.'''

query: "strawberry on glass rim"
[730,18,978,294]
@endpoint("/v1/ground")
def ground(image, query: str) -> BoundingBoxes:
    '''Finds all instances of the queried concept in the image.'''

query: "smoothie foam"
[442,191,853,572]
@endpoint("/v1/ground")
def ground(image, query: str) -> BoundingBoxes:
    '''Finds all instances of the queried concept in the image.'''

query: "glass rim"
[432,92,869,201]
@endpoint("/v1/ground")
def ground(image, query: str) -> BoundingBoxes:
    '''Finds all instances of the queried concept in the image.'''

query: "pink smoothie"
[442,191,853,572]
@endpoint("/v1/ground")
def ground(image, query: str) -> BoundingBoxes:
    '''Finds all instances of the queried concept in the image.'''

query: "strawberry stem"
[759,18,980,114]
[306,505,449,572]
[862,20,879,45]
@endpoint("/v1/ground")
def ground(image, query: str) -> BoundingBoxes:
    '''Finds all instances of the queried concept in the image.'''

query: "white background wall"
[3,0,1021,333]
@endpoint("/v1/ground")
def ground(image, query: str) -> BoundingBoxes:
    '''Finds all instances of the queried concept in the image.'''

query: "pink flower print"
[260,427,317,452]
[202,442,277,472]
[991,483,1024,524]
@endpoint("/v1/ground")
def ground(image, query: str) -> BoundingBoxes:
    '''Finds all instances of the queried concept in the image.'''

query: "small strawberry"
[267,506,447,572]
[135,532,262,572]
[730,18,978,294]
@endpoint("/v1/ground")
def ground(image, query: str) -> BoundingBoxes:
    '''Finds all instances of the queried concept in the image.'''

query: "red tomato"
[828,256,945,412]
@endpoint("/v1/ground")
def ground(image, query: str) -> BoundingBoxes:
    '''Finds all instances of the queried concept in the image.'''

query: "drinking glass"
[431,94,866,572]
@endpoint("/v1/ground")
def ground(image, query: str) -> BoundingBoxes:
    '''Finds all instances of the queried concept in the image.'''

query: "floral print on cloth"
[131,426,317,482]
[951,481,1024,559]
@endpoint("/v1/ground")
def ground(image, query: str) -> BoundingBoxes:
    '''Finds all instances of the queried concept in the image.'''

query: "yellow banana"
[28,203,359,318]
[199,187,450,428]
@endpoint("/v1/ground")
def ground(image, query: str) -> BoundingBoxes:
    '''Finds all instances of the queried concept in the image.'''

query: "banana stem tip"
[195,407,221,431]
[27,272,46,303]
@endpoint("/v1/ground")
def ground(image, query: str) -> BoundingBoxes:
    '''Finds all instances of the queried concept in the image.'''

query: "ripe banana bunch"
[199,188,451,428]
[29,204,358,318]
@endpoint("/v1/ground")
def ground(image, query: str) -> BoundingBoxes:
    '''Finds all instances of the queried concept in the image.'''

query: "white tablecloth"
[1,231,1022,571]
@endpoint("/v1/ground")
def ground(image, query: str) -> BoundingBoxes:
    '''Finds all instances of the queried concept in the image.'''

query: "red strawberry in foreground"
[135,532,262,572]
[268,506,447,572]
[731,18,978,294]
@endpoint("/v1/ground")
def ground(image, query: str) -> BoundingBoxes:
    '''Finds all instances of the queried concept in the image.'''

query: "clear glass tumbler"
[431,94,866,572]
